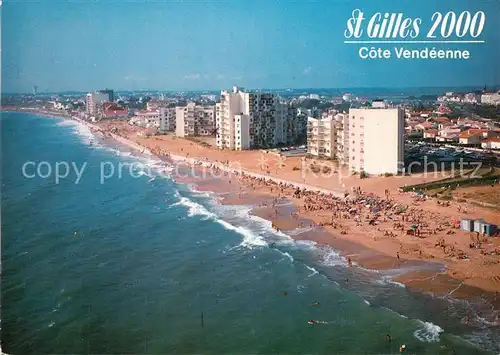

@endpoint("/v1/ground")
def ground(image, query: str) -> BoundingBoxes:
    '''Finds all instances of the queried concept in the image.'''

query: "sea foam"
[414,320,444,342]
[174,196,215,220]
[216,219,267,249]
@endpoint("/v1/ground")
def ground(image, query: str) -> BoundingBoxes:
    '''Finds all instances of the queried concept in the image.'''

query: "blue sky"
[2,0,499,93]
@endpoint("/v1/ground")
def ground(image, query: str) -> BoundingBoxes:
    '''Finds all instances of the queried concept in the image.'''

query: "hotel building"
[175,102,215,137]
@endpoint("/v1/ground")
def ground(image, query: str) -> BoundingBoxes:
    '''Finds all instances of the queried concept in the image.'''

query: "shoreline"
[8,109,500,302]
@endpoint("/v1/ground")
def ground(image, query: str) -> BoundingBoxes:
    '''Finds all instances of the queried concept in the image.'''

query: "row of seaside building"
[437,91,500,106]
[84,86,499,176]
[85,86,309,148]
[307,101,405,175]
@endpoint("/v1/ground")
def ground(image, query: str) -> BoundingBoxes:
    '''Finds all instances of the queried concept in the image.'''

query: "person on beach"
[347,257,352,267]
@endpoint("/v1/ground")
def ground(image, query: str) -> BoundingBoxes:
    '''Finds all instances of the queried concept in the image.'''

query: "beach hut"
[460,218,474,232]
[474,220,498,236]
[473,219,486,234]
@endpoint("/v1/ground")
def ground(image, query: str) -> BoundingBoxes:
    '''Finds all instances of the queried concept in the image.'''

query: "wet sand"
[193,176,500,316]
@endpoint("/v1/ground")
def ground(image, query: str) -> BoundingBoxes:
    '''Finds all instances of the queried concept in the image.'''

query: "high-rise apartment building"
[175,102,215,137]
[86,92,110,116]
[216,86,300,150]
[306,104,405,175]
[307,115,337,158]
[346,107,405,175]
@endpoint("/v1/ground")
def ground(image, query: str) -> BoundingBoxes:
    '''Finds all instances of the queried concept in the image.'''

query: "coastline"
[8,109,500,306]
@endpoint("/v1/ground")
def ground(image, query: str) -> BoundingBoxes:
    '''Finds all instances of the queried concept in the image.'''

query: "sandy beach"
[102,120,500,294]
[11,110,500,300]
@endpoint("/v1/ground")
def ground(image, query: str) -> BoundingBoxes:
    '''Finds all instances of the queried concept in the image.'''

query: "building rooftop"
[459,129,489,138]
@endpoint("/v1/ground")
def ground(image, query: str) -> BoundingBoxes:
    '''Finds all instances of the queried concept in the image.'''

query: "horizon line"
[344,40,486,44]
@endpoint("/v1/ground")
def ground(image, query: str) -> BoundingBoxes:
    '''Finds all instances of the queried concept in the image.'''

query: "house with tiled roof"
[481,138,500,149]
[414,122,434,131]
[458,129,498,145]
[102,102,129,118]
[423,129,438,139]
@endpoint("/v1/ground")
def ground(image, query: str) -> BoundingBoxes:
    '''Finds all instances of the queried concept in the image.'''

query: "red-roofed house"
[458,129,489,145]
[481,138,500,149]
[102,102,129,118]
[434,117,451,124]
[423,129,438,139]
[415,122,434,131]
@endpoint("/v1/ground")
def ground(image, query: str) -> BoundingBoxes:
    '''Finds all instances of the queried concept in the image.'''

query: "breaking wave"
[413,320,443,343]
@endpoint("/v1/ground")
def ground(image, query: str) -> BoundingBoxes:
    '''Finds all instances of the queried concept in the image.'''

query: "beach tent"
[460,218,474,232]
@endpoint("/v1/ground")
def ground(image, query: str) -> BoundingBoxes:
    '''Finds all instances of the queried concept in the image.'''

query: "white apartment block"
[481,93,500,106]
[307,116,336,158]
[463,93,481,104]
[216,87,285,150]
[86,92,110,116]
[131,110,162,128]
[175,102,215,137]
[346,107,405,175]
[131,107,176,132]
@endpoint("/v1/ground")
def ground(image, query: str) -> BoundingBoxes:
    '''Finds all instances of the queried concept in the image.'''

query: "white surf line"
[448,281,465,297]
[67,115,344,198]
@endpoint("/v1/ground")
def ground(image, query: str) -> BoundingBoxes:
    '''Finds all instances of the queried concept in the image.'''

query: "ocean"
[1,112,498,354]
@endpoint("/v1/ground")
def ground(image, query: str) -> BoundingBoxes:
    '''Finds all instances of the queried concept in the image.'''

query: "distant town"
[2,85,500,175]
